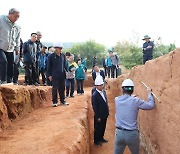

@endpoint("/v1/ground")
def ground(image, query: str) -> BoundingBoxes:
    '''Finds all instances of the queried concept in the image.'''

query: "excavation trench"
[0,49,180,154]
[0,80,144,154]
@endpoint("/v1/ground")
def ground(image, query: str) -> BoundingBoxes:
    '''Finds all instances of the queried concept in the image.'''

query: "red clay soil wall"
[0,85,91,153]
[0,85,52,130]
[107,49,180,154]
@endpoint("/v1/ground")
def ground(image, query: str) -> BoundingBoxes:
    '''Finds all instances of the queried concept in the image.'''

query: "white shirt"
[96,89,106,102]
[96,71,100,77]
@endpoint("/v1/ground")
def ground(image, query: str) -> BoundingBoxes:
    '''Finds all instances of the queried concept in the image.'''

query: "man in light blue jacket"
[0,8,21,84]
[114,79,155,154]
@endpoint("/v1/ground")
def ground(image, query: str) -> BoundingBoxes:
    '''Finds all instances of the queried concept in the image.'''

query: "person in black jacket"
[91,65,105,94]
[47,42,69,107]
[23,33,39,86]
[102,56,107,76]
[92,76,109,146]
[92,65,105,81]
[35,31,43,84]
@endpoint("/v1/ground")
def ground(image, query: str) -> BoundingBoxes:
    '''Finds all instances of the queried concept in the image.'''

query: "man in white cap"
[114,79,155,154]
[142,35,154,64]
[47,42,69,107]
[0,8,21,84]
[92,76,109,146]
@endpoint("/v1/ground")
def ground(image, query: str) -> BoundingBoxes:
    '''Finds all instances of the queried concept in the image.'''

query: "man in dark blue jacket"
[23,33,39,86]
[92,76,109,146]
[47,42,69,107]
[142,35,154,64]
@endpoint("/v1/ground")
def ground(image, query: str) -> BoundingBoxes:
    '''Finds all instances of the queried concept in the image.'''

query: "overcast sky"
[0,0,180,47]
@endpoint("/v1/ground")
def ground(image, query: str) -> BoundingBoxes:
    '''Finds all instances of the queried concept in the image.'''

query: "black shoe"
[94,142,102,146]
[13,82,19,85]
[34,82,39,86]
[101,138,108,143]
[0,81,7,85]
[70,95,74,98]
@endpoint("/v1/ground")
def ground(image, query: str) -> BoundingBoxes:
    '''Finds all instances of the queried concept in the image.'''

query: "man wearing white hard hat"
[92,76,109,146]
[47,42,69,107]
[114,79,155,154]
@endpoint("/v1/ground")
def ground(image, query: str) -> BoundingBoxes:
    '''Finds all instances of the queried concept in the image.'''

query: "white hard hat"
[53,42,64,48]
[95,76,104,86]
[122,79,134,87]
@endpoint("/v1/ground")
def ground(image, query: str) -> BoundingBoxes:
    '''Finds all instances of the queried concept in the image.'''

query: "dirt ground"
[0,85,133,154]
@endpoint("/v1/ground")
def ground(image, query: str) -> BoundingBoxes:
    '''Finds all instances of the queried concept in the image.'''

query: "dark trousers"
[52,78,65,104]
[36,61,40,83]
[0,49,14,82]
[103,66,107,76]
[94,117,107,143]
[24,62,37,85]
[76,79,84,94]
[66,78,75,96]
[112,65,118,78]
[46,72,52,86]
[143,55,153,64]
[13,62,19,83]
[107,66,113,78]
[39,67,46,84]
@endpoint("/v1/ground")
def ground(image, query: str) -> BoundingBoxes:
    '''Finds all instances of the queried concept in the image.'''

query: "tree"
[68,40,106,68]
[114,39,176,69]
[114,41,142,69]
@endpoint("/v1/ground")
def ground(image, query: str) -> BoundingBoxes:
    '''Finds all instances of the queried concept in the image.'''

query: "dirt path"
[0,87,131,154]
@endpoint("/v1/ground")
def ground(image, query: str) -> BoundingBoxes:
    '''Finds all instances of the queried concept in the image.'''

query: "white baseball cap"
[53,42,64,48]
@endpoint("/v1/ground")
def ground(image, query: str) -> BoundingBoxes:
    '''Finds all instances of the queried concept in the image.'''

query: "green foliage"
[114,41,142,69]
[153,43,176,58]
[114,40,176,69]
[67,40,105,68]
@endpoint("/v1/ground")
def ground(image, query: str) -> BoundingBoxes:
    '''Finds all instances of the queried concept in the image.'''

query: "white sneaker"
[60,101,69,106]
[52,104,58,107]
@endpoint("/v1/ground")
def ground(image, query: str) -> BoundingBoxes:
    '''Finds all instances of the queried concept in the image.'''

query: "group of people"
[91,77,155,154]
[101,50,121,78]
[1,8,156,154]
[0,8,89,106]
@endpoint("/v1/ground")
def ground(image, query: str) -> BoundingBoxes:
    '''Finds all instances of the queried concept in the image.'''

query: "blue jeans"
[66,78,75,96]
[114,128,139,154]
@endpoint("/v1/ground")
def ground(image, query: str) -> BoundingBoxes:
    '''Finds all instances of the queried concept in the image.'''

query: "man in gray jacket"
[109,51,120,78]
[0,8,21,84]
